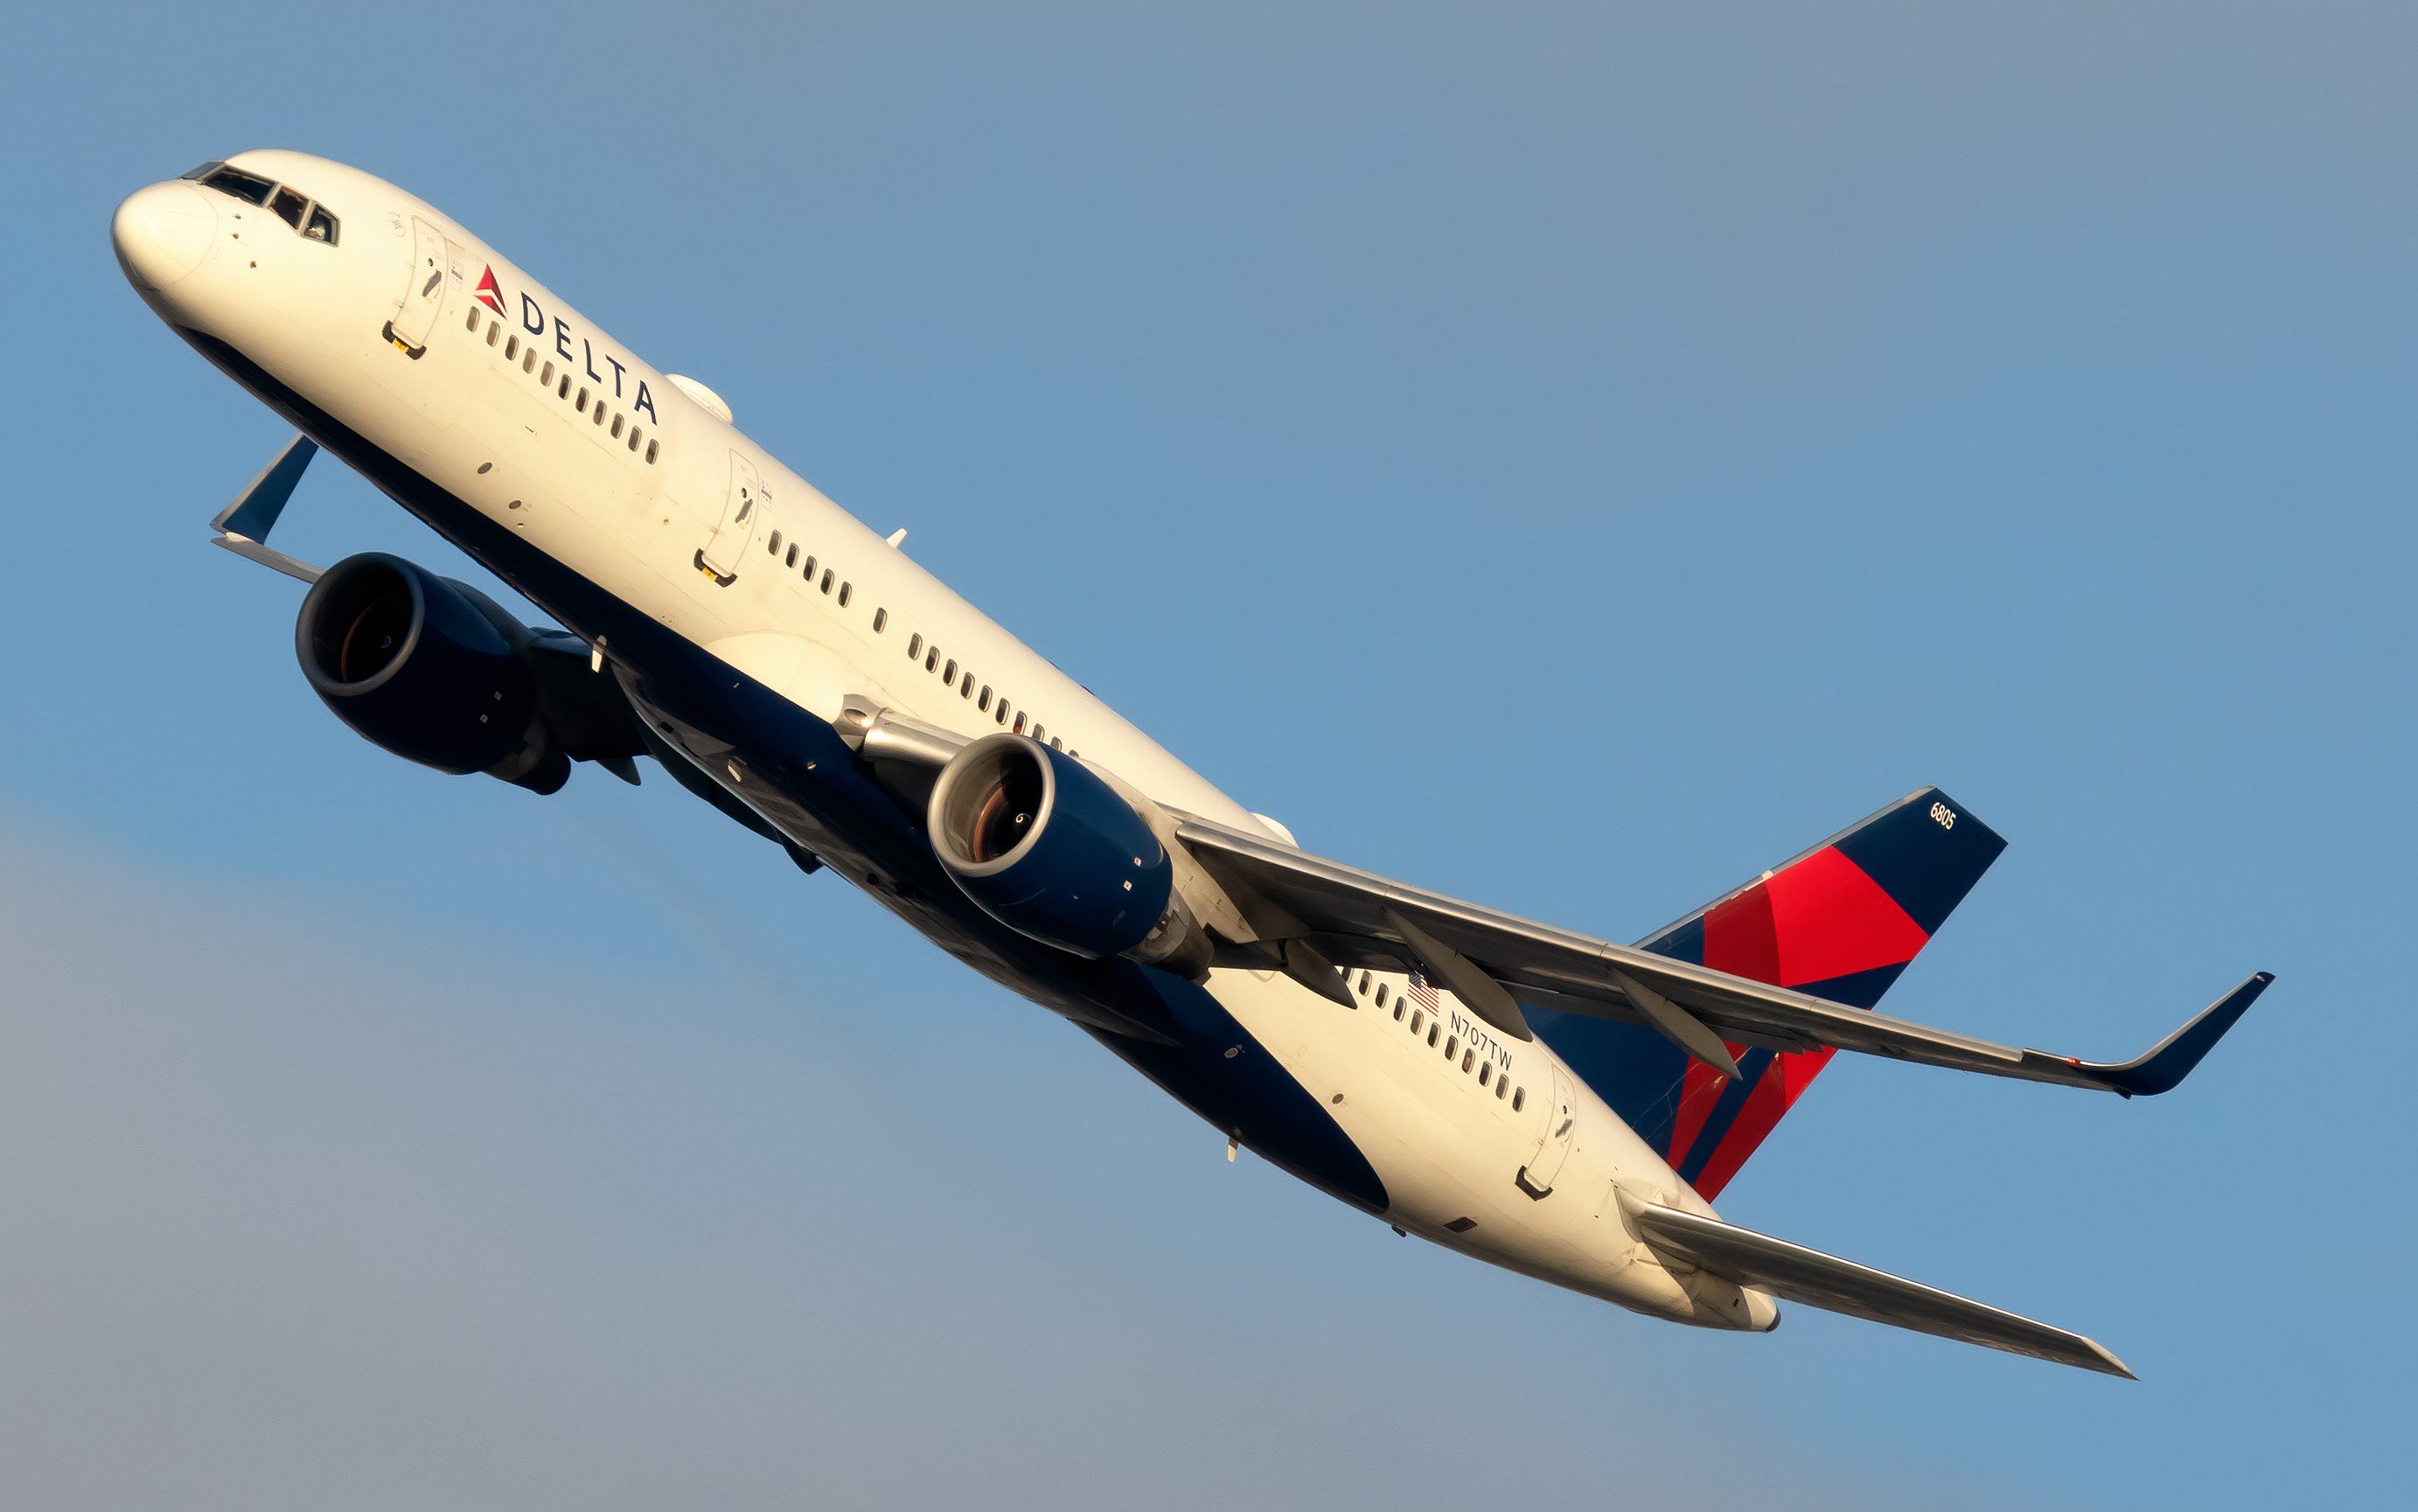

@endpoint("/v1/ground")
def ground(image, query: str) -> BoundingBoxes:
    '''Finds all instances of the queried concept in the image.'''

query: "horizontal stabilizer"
[1624,1197,2134,1377]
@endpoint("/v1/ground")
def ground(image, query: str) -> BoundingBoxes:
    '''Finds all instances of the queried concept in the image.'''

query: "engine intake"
[296,553,569,792]
[929,734,1204,972]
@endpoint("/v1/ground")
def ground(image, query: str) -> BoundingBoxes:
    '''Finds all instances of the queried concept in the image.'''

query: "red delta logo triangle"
[474,266,505,315]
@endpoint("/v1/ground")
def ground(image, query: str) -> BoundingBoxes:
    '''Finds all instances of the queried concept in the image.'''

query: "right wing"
[1621,1197,2134,1376]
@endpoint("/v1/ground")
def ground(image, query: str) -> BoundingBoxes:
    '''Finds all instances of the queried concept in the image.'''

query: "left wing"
[1174,811,2269,1097]
[829,700,2267,1093]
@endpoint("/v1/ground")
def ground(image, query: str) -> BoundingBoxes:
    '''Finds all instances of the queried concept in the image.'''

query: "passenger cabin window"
[908,634,923,658]
[1511,1088,1525,1111]
[874,609,888,634]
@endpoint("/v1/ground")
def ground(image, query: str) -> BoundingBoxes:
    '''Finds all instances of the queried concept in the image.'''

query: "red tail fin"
[1530,788,2006,1198]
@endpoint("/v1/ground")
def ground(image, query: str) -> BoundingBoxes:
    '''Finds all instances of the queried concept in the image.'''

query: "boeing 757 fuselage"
[113,150,2271,1377]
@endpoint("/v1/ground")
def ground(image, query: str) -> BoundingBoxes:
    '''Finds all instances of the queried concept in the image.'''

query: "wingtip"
[2096,971,2272,1097]
[2085,1339,2139,1381]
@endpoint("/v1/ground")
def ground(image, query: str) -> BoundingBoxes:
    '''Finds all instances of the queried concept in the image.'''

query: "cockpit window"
[201,166,275,205]
[186,163,340,245]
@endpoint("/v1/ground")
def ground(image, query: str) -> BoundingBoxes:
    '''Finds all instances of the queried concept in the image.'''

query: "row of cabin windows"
[466,298,1088,768]
[739,502,1079,763]
[763,528,860,608]
[469,308,659,465]
[901,631,1076,757]
[1353,970,1524,1109]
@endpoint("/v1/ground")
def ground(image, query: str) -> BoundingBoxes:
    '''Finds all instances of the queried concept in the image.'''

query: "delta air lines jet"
[112,151,2271,1377]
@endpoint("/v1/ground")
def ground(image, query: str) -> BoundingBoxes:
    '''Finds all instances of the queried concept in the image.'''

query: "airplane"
[112,150,2270,1379]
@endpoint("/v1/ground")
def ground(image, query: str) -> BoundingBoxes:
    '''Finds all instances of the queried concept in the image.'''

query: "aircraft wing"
[1173,812,2268,1097]
[1621,1197,2132,1376]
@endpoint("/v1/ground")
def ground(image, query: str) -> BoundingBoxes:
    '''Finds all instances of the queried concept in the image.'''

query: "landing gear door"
[387,216,456,356]
[697,451,765,584]
[1516,1064,1581,1199]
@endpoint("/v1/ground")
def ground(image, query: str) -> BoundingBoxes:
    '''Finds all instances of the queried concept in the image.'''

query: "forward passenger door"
[1516,1064,1581,1198]
[697,451,766,584]
[386,216,456,355]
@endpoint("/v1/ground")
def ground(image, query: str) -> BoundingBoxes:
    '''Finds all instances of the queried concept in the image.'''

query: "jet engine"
[296,552,575,792]
[927,734,1211,974]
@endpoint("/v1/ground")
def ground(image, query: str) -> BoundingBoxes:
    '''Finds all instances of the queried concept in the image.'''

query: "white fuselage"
[115,150,1773,1334]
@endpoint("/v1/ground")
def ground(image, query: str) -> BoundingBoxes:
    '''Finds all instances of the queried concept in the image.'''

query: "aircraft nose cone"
[112,181,217,289]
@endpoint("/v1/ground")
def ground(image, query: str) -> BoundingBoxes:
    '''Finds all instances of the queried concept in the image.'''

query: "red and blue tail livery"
[1530,788,2006,1199]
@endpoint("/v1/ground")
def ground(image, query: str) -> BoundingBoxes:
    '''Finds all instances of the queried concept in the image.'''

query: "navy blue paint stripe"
[1676,1047,1776,1186]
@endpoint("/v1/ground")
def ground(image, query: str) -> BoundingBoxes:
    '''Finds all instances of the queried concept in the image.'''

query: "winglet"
[2060,972,2274,1098]
[210,432,324,582]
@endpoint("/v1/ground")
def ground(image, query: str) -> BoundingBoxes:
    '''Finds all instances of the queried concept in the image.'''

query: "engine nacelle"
[296,553,569,793]
[928,734,1208,972]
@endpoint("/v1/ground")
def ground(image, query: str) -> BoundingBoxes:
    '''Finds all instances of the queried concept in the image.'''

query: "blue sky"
[4,3,2410,1507]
